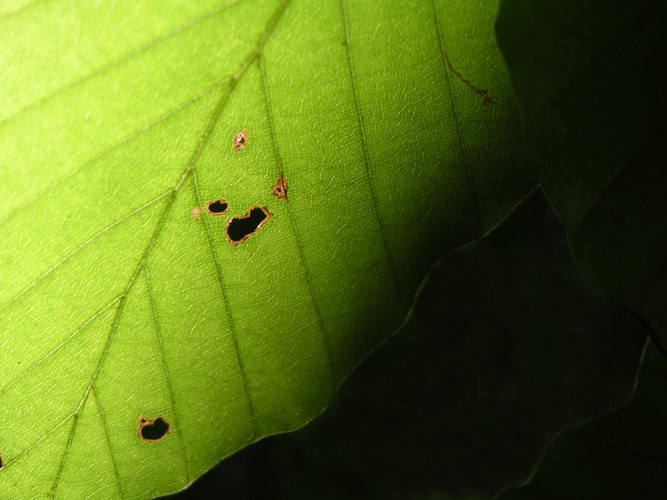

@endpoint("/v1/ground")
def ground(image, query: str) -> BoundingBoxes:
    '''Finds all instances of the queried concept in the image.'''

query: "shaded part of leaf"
[226,206,272,245]
[163,191,647,499]
[494,0,658,122]
[431,1,494,105]
[430,0,482,236]
[499,340,667,500]
[571,122,667,352]
[206,199,229,216]
[139,416,171,442]
[495,0,667,349]
[340,0,401,297]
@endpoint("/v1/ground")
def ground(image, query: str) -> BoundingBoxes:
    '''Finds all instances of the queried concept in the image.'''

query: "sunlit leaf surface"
[0,0,532,497]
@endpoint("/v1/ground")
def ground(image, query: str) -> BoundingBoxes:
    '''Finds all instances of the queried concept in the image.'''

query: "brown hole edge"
[273,174,289,200]
[206,199,230,216]
[138,415,171,442]
[233,130,249,152]
[225,206,273,246]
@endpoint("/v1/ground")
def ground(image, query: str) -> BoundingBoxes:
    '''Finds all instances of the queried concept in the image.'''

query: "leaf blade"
[0,0,533,497]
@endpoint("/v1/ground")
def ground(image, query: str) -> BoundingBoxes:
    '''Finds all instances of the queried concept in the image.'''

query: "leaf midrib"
[0,1,293,495]
[49,2,293,494]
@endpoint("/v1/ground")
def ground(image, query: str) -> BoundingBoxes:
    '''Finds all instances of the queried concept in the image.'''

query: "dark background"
[164,192,646,499]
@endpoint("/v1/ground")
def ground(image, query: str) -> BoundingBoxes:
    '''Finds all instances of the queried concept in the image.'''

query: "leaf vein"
[340,0,401,296]
[0,297,120,398]
[2,413,73,470]
[5,0,292,488]
[191,171,257,439]
[431,0,482,235]
[258,55,335,379]
[0,190,172,313]
[0,76,232,230]
[144,264,190,483]
[92,388,124,499]
[0,0,246,129]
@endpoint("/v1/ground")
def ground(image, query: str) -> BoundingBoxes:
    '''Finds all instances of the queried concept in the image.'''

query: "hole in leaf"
[273,174,289,200]
[192,207,202,218]
[233,130,249,152]
[138,415,171,442]
[0,452,4,470]
[206,199,229,216]
[226,206,272,246]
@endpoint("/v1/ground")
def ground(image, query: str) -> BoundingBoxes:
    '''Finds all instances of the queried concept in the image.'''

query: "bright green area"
[0,1,533,497]
[496,0,667,350]
[499,340,667,499]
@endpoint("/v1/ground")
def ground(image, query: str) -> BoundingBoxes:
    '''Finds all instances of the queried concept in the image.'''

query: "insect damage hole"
[272,174,289,200]
[233,130,249,152]
[206,199,230,216]
[138,415,171,442]
[0,452,4,470]
[226,206,272,246]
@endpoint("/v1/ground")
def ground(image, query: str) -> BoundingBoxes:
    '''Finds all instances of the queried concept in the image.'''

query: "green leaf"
[171,192,645,499]
[495,0,667,349]
[498,339,667,499]
[0,0,533,497]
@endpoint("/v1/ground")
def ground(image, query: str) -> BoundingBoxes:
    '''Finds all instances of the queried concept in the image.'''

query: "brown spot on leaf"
[479,87,493,106]
[226,206,272,246]
[233,130,249,152]
[192,207,202,218]
[206,199,230,216]
[272,174,289,200]
[444,54,495,105]
[138,415,171,442]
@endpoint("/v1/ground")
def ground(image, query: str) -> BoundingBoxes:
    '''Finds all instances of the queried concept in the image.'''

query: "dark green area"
[166,192,645,499]
[495,0,667,351]
[491,1,667,496]
[500,341,667,500]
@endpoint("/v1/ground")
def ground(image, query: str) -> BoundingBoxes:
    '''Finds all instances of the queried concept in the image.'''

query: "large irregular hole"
[226,206,272,246]
[138,415,171,442]
[206,199,229,216]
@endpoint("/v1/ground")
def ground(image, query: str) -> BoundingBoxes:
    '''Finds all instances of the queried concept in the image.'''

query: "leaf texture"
[0,0,532,497]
